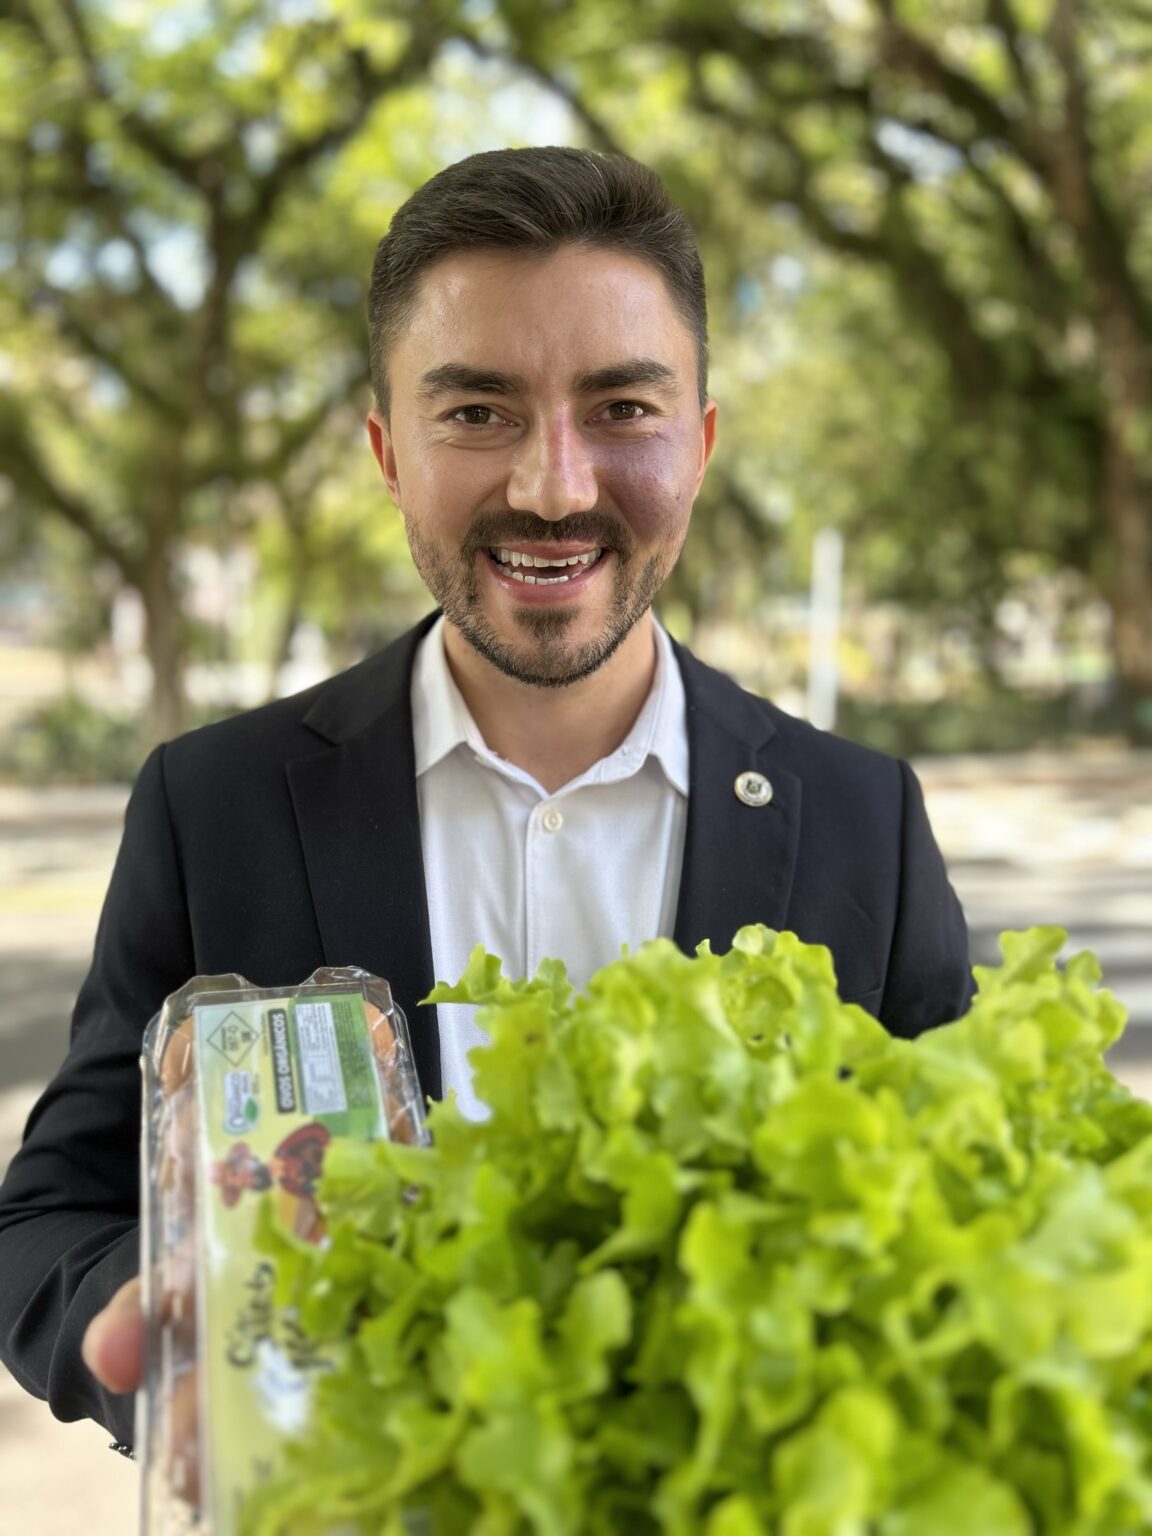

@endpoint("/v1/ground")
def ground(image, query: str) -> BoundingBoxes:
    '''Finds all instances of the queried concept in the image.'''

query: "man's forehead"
[410,241,668,299]
[393,245,696,383]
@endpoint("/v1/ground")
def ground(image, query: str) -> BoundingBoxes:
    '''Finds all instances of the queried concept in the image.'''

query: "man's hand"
[81,1275,143,1394]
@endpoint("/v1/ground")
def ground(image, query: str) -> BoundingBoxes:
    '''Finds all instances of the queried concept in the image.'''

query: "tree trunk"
[1090,268,1152,741]
[1043,0,1152,738]
[139,552,188,744]
[1100,424,1152,741]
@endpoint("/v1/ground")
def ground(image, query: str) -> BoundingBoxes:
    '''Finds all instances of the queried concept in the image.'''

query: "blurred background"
[1,0,1150,1529]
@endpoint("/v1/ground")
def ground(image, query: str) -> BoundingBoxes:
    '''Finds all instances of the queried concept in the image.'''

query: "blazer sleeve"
[877,759,975,1038]
[0,746,196,1444]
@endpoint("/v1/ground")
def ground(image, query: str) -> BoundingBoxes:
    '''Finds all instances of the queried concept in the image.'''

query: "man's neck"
[442,616,658,795]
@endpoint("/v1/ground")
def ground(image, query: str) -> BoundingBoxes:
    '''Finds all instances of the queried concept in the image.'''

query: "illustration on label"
[210,1122,331,1242]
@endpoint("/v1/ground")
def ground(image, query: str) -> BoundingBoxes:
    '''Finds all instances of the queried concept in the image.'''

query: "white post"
[807,527,843,731]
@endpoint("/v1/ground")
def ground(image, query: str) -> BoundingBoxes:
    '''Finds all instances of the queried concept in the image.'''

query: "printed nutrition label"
[294,1001,349,1115]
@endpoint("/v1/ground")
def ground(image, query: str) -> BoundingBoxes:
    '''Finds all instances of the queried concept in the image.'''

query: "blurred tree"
[7,0,1148,744]
[0,0,457,740]
[489,0,1152,736]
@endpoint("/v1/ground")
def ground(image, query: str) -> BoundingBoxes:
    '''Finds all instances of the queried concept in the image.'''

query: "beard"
[404,509,676,688]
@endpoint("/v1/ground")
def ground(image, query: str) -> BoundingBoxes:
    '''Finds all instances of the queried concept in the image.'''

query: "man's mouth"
[487,547,605,585]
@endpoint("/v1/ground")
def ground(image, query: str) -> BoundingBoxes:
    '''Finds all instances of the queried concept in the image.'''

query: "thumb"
[82,1276,144,1395]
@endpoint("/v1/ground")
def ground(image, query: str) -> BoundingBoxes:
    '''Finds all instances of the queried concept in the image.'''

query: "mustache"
[461,511,633,556]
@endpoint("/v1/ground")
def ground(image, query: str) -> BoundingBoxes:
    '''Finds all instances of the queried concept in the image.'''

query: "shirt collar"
[617,619,689,797]
[411,615,688,797]
[411,616,482,776]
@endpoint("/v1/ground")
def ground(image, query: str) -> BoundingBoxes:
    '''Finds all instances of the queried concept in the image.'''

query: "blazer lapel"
[286,619,442,1100]
[672,642,802,955]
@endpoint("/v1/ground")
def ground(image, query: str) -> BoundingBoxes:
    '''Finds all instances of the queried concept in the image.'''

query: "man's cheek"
[607,448,698,539]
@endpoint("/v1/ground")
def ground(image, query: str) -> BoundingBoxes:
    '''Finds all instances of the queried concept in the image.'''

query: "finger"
[81,1276,144,1395]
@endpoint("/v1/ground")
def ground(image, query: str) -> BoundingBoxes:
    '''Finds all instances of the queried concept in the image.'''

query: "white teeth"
[508,569,569,584]
[492,547,603,571]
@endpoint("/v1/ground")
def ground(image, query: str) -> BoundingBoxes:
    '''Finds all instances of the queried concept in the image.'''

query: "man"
[0,147,972,1449]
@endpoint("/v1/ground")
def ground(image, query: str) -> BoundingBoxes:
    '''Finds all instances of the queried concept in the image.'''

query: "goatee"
[404,510,671,688]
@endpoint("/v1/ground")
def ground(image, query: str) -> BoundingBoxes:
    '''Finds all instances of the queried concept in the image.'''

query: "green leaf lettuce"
[244,927,1152,1536]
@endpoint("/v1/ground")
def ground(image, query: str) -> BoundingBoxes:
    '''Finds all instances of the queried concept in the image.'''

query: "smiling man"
[372,246,711,699]
[0,147,973,1449]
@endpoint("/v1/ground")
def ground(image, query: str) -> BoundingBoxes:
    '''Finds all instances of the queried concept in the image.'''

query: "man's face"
[367,244,717,687]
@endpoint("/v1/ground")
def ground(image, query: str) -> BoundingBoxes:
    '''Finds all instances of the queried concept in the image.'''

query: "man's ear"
[366,410,401,506]
[695,398,718,494]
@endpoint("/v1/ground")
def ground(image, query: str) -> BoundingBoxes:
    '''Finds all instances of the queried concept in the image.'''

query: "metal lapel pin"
[734,772,773,807]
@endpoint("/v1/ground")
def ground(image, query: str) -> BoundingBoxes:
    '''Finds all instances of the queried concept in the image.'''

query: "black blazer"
[0,616,972,1444]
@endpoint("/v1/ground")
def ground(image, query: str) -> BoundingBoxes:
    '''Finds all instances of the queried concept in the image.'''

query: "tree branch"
[193,22,445,408]
[985,0,1038,104]
[459,32,626,156]
[268,375,371,471]
[668,18,845,79]
[10,89,185,325]
[80,187,176,314]
[185,369,371,491]
[249,27,443,230]
[1096,0,1152,21]
[0,396,133,571]
[32,284,184,422]
[871,10,1046,173]
[1046,0,1152,344]
[51,0,204,189]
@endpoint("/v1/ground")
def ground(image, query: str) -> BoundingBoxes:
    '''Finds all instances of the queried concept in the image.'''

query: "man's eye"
[449,405,504,427]
[603,401,647,421]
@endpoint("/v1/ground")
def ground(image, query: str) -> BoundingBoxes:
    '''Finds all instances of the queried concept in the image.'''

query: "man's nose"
[505,416,598,519]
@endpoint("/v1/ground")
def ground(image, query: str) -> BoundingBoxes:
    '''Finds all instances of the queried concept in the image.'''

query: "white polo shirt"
[410,616,689,1120]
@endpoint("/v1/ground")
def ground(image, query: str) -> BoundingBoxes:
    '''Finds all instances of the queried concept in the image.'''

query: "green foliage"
[486,0,1152,722]
[247,927,1152,1535]
[836,685,1122,759]
[0,693,144,784]
[6,0,1152,739]
[0,0,464,735]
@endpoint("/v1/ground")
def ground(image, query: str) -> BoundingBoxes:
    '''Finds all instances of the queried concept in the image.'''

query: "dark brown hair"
[367,146,708,415]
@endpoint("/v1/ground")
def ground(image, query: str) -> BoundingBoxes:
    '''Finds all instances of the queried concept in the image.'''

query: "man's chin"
[455,610,636,690]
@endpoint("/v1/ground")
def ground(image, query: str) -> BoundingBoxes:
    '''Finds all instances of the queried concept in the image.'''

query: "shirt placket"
[524,790,570,977]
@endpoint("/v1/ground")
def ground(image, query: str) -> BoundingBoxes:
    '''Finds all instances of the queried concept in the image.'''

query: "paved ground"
[1,751,1150,1533]
[916,750,1152,1085]
[0,787,140,1534]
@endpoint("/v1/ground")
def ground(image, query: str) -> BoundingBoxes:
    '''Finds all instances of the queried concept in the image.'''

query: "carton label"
[193,991,388,1534]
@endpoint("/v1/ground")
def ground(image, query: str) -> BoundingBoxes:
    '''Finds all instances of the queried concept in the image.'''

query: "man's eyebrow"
[574,359,680,395]
[415,358,682,402]
[416,363,529,401]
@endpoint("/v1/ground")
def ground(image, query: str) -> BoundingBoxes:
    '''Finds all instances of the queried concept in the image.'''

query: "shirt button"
[541,806,564,833]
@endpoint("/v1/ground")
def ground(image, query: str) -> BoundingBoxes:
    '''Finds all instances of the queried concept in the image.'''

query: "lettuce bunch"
[248,927,1152,1536]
